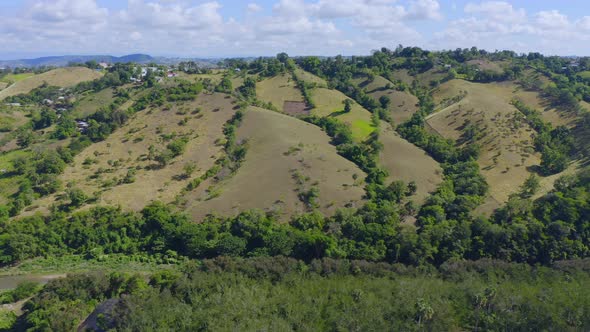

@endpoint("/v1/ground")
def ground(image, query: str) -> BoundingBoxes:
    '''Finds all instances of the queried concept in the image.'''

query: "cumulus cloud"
[247,3,262,13]
[2,0,589,57]
[434,1,590,54]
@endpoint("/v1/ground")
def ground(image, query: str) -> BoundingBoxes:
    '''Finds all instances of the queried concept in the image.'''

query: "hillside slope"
[428,79,576,209]
[379,126,443,203]
[185,107,366,220]
[0,67,102,100]
[23,92,236,215]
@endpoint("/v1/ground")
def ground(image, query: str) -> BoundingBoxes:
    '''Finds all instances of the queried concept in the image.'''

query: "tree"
[215,76,233,93]
[32,108,57,130]
[276,52,289,64]
[239,77,256,99]
[68,188,88,207]
[540,148,568,175]
[52,114,78,140]
[379,95,391,109]
[344,99,353,113]
[16,128,34,148]
[520,174,540,198]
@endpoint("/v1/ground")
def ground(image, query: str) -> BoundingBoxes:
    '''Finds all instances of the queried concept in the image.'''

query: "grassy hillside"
[24,92,236,215]
[185,107,366,220]
[293,67,327,87]
[311,88,375,140]
[256,73,304,111]
[352,74,419,124]
[379,126,442,203]
[0,67,102,100]
[428,79,575,208]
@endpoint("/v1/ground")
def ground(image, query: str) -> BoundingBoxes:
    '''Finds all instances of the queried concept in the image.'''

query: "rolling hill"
[0,67,103,100]
[185,107,366,220]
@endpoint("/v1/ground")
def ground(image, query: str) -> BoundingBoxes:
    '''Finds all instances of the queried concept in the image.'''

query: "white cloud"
[2,0,590,57]
[247,3,263,13]
[535,10,570,30]
[407,0,442,20]
[464,1,526,23]
[28,0,108,23]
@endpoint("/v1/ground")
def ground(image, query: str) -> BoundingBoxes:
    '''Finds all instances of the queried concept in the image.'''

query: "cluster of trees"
[512,99,575,174]
[13,257,590,331]
[3,154,590,266]
[4,83,62,105]
[177,61,212,74]
[291,70,316,109]
[7,148,72,215]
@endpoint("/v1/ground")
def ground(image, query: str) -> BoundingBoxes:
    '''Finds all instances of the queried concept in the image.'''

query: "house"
[98,62,109,69]
[42,99,54,105]
[167,71,177,78]
[5,103,21,107]
[444,64,452,69]
[76,120,90,132]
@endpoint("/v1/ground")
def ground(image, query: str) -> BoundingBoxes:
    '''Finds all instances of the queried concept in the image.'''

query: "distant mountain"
[0,54,220,68]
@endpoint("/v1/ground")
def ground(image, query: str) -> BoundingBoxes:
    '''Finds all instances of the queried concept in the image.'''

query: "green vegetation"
[2,47,590,329]
[512,99,574,174]
[11,258,590,331]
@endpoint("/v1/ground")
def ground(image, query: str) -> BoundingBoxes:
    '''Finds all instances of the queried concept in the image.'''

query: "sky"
[1,0,590,59]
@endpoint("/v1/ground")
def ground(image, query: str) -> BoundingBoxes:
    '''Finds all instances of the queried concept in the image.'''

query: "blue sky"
[1,0,590,59]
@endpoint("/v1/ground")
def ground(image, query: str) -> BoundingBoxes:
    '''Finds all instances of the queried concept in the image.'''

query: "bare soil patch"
[283,101,309,116]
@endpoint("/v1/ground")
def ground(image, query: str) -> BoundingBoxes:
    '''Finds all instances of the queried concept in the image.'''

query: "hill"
[428,79,576,210]
[0,67,102,100]
[185,107,366,220]
[311,88,376,140]
[351,74,419,124]
[379,126,442,203]
[256,73,305,113]
[23,92,237,216]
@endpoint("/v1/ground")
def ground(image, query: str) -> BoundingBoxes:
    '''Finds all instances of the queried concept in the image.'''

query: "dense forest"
[1,46,590,330]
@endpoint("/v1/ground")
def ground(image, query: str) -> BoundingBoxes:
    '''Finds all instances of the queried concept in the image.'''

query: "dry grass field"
[379,125,443,203]
[73,88,115,118]
[256,73,304,111]
[185,107,365,221]
[352,74,419,125]
[390,69,414,85]
[0,82,7,91]
[466,59,504,73]
[23,92,237,216]
[0,67,102,100]
[428,80,542,205]
[372,89,419,124]
[429,79,583,210]
[311,88,375,140]
[293,67,327,87]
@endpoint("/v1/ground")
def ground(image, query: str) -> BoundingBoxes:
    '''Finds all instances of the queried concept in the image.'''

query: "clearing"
[185,107,366,221]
